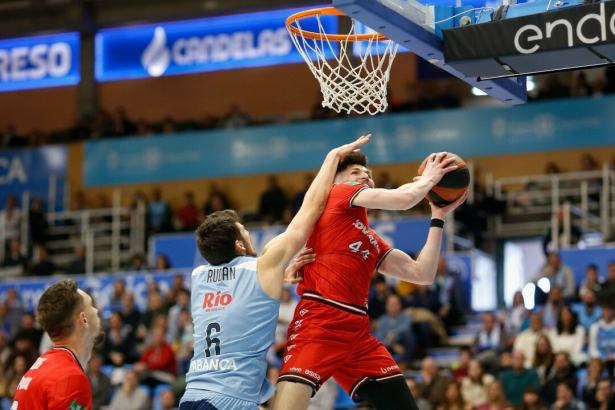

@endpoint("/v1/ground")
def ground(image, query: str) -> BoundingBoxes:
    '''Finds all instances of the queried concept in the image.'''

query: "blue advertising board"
[0,270,191,316]
[0,146,67,210]
[95,7,336,81]
[0,32,80,92]
[560,246,615,285]
[85,95,615,187]
[150,217,444,269]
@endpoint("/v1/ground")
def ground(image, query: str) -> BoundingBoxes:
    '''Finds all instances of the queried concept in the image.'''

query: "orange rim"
[286,7,389,42]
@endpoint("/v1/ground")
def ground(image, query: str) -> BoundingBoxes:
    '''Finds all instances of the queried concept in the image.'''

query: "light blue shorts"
[179,392,259,410]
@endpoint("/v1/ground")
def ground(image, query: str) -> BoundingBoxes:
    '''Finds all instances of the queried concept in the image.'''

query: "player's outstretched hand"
[332,134,371,160]
[284,248,315,285]
[430,190,468,220]
[420,152,458,186]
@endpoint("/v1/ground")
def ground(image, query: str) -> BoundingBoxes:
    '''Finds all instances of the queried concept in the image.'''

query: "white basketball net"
[287,12,399,115]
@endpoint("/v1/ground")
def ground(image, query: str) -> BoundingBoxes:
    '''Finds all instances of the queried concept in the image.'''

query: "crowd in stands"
[532,69,615,101]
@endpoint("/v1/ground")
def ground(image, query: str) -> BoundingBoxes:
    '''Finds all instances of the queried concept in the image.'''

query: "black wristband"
[430,218,445,228]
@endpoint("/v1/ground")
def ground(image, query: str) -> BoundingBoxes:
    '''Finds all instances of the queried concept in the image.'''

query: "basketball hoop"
[286,7,399,115]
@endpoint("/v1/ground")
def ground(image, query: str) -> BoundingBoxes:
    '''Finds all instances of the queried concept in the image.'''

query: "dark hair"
[336,151,368,174]
[195,210,241,265]
[556,305,579,335]
[587,263,599,272]
[36,279,85,339]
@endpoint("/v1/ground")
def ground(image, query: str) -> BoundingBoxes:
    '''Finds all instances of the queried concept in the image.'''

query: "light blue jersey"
[183,256,279,405]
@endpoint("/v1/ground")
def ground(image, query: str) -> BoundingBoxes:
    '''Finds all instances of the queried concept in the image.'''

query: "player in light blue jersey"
[180,135,371,410]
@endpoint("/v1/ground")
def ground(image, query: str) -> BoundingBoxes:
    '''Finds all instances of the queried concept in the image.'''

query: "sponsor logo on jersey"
[189,358,237,372]
[352,219,381,253]
[290,367,302,372]
[380,364,400,373]
[290,333,299,340]
[202,290,233,312]
[284,355,292,363]
[299,309,309,317]
[304,369,321,380]
[69,402,88,410]
[291,320,303,330]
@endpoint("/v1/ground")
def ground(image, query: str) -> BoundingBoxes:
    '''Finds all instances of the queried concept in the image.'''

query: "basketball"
[417,153,470,207]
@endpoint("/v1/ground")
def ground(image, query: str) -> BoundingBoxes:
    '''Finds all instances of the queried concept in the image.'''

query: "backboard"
[333,0,615,105]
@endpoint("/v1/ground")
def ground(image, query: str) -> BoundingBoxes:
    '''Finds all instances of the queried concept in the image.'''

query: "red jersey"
[12,347,92,410]
[297,182,392,308]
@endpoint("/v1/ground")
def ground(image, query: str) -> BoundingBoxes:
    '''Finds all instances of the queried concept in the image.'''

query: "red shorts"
[278,293,404,400]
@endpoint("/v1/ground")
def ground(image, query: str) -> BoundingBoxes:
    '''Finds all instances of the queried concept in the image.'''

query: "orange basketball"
[417,153,470,207]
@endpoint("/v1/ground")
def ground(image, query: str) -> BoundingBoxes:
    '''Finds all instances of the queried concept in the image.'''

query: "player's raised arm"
[352,152,457,210]
[258,135,371,297]
[377,190,468,284]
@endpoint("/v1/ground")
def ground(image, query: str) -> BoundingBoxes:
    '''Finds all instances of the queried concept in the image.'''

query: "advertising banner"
[95,7,336,81]
[0,32,80,92]
[0,146,67,210]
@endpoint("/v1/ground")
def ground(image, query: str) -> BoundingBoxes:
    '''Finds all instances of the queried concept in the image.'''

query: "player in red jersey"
[12,279,106,410]
[274,152,468,410]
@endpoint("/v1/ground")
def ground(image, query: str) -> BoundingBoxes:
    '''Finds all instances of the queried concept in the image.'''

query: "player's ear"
[77,311,88,327]
[235,239,246,253]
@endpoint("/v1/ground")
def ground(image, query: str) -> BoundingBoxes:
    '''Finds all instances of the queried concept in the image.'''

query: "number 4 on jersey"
[348,241,370,260]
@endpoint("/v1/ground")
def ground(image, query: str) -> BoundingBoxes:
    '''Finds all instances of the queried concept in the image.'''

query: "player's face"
[78,290,106,345]
[343,165,372,186]
[236,222,257,257]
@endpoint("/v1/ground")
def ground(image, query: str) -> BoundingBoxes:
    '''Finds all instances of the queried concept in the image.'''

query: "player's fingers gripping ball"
[417,153,470,207]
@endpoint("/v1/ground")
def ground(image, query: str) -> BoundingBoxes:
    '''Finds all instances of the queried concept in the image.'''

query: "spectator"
[550,382,586,410]
[160,389,178,410]
[164,273,188,306]
[203,184,231,216]
[0,195,21,247]
[570,72,593,97]
[12,312,43,348]
[4,334,38,376]
[532,253,576,303]
[532,335,555,384]
[275,287,298,356]
[500,351,541,407]
[542,286,565,330]
[581,358,605,406]
[219,104,251,128]
[108,278,126,313]
[514,313,546,368]
[432,80,462,109]
[548,305,587,367]
[537,74,570,100]
[602,262,615,294]
[258,175,288,224]
[154,254,172,271]
[119,292,141,333]
[592,377,615,410]
[166,288,190,344]
[65,244,87,275]
[374,294,413,363]
[161,117,176,134]
[542,352,578,405]
[291,174,314,215]
[406,284,442,315]
[29,246,55,276]
[574,289,602,332]
[473,312,508,375]
[101,312,140,367]
[175,191,199,232]
[588,297,615,376]
[139,291,168,337]
[578,264,604,300]
[134,326,177,389]
[431,257,467,333]
[418,356,450,407]
[437,380,468,410]
[453,348,472,382]
[408,377,434,410]
[502,291,529,338]
[28,197,48,247]
[107,369,149,410]
[148,187,173,235]
[522,386,547,410]
[127,253,148,272]
[460,359,495,407]
[476,380,509,410]
[1,238,28,276]
[87,354,112,410]
[0,332,11,364]
[368,275,395,321]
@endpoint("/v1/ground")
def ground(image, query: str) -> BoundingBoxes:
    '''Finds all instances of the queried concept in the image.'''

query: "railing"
[491,164,615,241]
